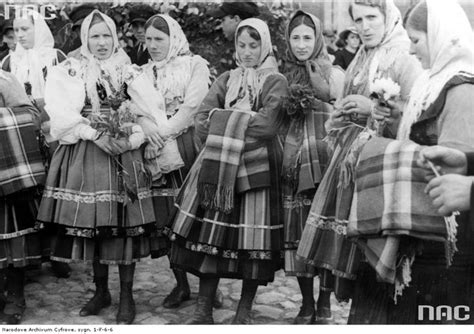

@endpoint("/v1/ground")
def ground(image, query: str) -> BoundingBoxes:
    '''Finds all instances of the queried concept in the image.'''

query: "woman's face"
[14,18,35,49]
[407,26,430,69]
[88,21,114,60]
[236,29,261,68]
[352,4,385,48]
[346,32,361,49]
[289,24,315,62]
[145,26,170,62]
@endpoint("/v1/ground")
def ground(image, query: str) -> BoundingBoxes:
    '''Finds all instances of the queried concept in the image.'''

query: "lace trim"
[306,214,347,235]
[283,196,312,209]
[43,186,153,204]
[165,229,276,260]
[36,222,150,238]
[148,188,181,197]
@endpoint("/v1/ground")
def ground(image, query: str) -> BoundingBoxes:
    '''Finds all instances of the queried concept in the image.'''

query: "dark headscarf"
[284,10,333,87]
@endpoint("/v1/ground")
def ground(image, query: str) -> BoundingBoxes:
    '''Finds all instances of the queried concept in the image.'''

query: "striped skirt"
[0,188,42,268]
[150,129,197,259]
[37,140,155,265]
[167,151,283,284]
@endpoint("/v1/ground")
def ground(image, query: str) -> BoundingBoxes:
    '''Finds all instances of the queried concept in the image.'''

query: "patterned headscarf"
[284,10,333,86]
[10,10,58,99]
[146,14,191,69]
[79,10,131,114]
[398,0,474,140]
[344,0,410,96]
[225,18,279,111]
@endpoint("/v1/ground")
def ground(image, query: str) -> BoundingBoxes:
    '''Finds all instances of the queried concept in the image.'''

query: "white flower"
[371,77,401,101]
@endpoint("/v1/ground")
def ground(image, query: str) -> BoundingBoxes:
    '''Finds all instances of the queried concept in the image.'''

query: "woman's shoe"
[213,289,224,309]
[3,296,26,324]
[162,286,191,309]
[50,261,71,279]
[79,290,112,316]
[116,282,135,324]
[185,296,214,324]
[79,277,111,317]
[314,307,333,324]
[293,306,316,324]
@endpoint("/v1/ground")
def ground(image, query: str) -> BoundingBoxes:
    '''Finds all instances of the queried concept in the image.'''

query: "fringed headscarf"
[283,10,333,87]
[397,0,474,140]
[79,10,131,114]
[10,10,58,99]
[144,14,196,113]
[225,18,279,111]
[344,0,410,96]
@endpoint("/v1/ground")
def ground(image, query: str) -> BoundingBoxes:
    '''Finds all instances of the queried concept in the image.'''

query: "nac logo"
[3,4,57,20]
[418,305,470,322]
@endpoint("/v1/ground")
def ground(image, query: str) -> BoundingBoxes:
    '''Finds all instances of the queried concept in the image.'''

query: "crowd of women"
[1,0,474,325]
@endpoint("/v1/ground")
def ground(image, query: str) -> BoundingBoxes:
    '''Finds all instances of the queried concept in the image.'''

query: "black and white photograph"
[0,0,474,328]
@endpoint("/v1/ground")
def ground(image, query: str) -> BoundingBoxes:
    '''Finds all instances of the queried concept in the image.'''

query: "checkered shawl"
[0,107,45,196]
[347,137,449,284]
[198,108,270,214]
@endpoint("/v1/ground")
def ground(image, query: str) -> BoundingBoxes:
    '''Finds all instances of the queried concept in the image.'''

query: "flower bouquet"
[282,84,319,120]
[91,78,150,204]
[370,77,401,136]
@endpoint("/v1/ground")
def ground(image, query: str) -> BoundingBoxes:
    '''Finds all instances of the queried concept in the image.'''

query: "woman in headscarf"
[296,0,422,303]
[350,0,474,324]
[139,14,212,309]
[0,70,43,324]
[2,10,70,279]
[166,18,288,324]
[36,10,157,324]
[279,10,345,324]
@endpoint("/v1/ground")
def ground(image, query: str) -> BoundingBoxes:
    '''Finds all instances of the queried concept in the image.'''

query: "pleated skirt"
[167,151,283,284]
[37,140,155,265]
[0,188,42,268]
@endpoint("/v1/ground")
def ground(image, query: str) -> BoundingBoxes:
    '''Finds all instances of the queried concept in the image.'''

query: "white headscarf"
[397,0,474,140]
[345,0,410,96]
[79,10,131,114]
[10,10,57,99]
[225,18,279,111]
[145,14,194,112]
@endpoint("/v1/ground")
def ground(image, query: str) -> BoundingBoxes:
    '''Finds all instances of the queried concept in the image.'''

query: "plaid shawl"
[347,137,455,292]
[0,107,45,196]
[282,101,330,195]
[198,108,270,214]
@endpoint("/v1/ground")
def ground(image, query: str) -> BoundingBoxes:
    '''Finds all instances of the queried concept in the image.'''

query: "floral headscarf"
[397,0,474,140]
[284,10,333,86]
[146,14,191,69]
[79,10,131,114]
[10,10,58,99]
[344,0,410,96]
[225,18,279,111]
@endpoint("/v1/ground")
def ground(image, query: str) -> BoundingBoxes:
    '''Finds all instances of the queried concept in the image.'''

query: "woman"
[139,14,211,309]
[296,0,421,302]
[0,70,44,324]
[333,27,360,70]
[167,18,288,324]
[280,10,344,323]
[2,10,70,278]
[349,0,474,324]
[36,10,156,324]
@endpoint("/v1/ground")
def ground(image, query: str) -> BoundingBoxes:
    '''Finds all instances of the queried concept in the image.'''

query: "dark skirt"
[0,188,42,268]
[150,129,197,259]
[167,140,283,284]
[37,140,155,265]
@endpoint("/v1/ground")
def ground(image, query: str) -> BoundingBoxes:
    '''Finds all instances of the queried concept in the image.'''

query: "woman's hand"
[341,95,374,118]
[144,143,161,160]
[418,146,468,180]
[326,108,349,131]
[93,135,117,155]
[136,118,165,148]
[306,61,330,102]
[371,99,402,125]
[425,174,472,216]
